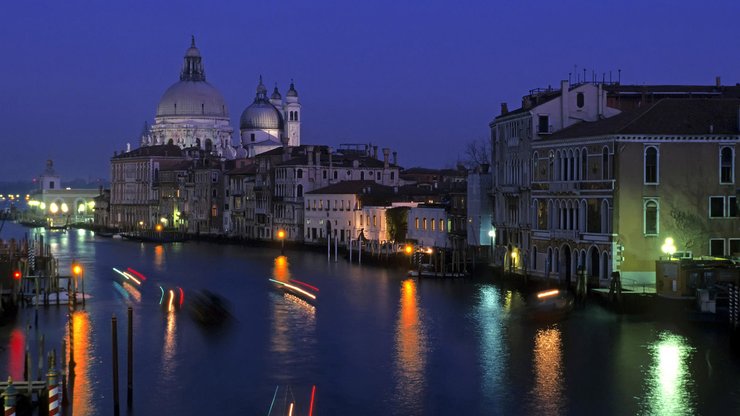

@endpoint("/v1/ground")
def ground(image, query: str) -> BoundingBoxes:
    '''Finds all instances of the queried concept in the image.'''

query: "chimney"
[328,147,333,178]
[500,102,508,115]
[560,80,570,128]
[716,76,721,87]
[126,142,131,152]
[392,151,397,166]
[383,148,390,168]
[306,145,314,165]
[373,146,378,159]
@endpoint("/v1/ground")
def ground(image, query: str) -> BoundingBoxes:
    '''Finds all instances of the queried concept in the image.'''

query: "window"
[49,181,55,189]
[602,147,609,180]
[323,170,327,179]
[390,172,395,180]
[415,217,419,230]
[581,148,587,180]
[360,172,365,180]
[730,196,738,217]
[422,218,427,230]
[709,197,725,218]
[644,146,658,184]
[431,219,436,231]
[710,239,725,257]
[720,146,734,184]
[538,115,549,134]
[730,239,740,256]
[644,199,658,236]
[373,215,377,227]
[297,169,303,179]
[532,152,539,180]
[333,171,338,180]
[439,219,444,231]
[251,133,255,142]
[576,92,585,108]
[297,184,303,198]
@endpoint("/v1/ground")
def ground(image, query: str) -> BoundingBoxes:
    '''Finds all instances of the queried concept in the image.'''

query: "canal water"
[1,222,739,415]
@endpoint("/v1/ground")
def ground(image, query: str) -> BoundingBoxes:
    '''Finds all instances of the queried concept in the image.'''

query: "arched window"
[333,171,338,180]
[720,146,734,184]
[644,199,658,236]
[205,139,213,152]
[548,151,555,181]
[297,184,303,198]
[297,169,303,179]
[422,218,427,230]
[294,112,298,121]
[568,149,575,181]
[576,92,585,108]
[581,148,587,180]
[575,149,580,180]
[415,217,419,230]
[602,147,609,180]
[644,146,658,184]
[360,172,365,180]
[532,152,539,181]
[532,246,538,270]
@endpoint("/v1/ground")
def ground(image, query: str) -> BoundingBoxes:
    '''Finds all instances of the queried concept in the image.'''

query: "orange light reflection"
[394,279,426,411]
[70,311,95,415]
[531,327,564,415]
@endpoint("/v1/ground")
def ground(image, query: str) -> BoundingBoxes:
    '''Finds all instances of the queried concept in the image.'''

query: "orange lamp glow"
[12,270,21,280]
[404,245,413,255]
[155,224,163,232]
[277,230,285,239]
[72,264,82,276]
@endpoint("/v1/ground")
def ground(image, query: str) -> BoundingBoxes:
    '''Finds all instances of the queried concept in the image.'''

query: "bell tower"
[284,80,301,147]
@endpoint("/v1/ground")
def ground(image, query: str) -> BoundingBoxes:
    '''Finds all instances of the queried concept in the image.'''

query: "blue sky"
[1,0,739,181]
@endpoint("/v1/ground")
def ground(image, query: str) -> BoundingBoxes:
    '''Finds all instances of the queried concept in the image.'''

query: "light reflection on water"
[7,329,25,381]
[69,311,96,416]
[477,286,509,407]
[393,278,427,414]
[640,331,696,416]
[160,310,178,383]
[529,326,564,416]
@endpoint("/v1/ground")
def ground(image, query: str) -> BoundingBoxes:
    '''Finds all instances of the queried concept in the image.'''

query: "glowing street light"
[404,244,413,255]
[72,262,85,307]
[488,228,496,261]
[277,229,286,254]
[155,224,163,232]
[662,237,676,260]
[60,203,69,213]
[50,202,59,214]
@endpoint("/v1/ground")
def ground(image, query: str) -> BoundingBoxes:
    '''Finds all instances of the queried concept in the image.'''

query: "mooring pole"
[127,306,133,407]
[112,315,120,416]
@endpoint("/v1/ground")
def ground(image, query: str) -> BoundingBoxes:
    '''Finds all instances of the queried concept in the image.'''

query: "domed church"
[239,76,301,158]
[141,37,234,157]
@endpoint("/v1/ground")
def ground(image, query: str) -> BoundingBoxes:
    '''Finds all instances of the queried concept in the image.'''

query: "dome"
[156,81,229,118]
[240,101,283,130]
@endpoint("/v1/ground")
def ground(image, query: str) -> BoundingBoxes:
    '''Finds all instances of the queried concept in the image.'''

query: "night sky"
[1,0,739,181]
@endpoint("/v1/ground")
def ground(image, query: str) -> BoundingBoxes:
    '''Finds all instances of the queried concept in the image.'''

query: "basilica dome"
[155,37,229,119]
[156,81,229,118]
[240,77,284,130]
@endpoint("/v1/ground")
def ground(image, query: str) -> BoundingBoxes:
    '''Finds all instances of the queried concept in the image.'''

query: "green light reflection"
[642,331,696,416]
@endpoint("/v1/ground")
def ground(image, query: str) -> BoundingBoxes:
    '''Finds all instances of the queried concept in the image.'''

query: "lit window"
[422,218,427,230]
[431,219,436,231]
[644,146,658,184]
[439,219,444,231]
[415,217,419,230]
[644,199,658,236]
[373,215,377,227]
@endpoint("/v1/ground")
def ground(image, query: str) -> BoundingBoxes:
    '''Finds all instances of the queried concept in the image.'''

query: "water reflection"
[153,245,165,270]
[393,279,427,413]
[69,311,95,415]
[272,255,291,282]
[7,329,25,381]
[640,331,696,415]
[477,286,509,406]
[530,326,564,416]
[160,310,178,382]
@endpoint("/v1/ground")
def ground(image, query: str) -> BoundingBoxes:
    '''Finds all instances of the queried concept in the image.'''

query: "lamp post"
[277,229,285,255]
[72,262,84,307]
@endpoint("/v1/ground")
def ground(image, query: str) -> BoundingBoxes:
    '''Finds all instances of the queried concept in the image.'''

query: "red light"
[12,270,21,280]
[290,279,320,292]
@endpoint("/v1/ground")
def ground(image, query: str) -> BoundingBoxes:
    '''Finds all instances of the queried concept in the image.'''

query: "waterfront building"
[92,189,110,228]
[181,152,225,235]
[27,160,99,226]
[490,81,620,272]
[530,98,739,286]
[406,204,449,249]
[466,164,493,257]
[110,144,186,229]
[223,162,257,238]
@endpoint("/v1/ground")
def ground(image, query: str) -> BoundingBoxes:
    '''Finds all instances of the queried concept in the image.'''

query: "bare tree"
[462,137,491,168]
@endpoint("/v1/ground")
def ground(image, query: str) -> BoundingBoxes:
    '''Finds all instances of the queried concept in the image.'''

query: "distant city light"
[50,202,59,214]
[61,203,69,213]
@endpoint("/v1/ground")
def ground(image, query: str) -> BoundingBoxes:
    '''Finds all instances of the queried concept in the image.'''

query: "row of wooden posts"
[0,307,134,416]
[342,237,473,274]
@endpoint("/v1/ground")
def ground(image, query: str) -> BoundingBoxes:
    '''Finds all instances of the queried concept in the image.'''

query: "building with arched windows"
[530,98,739,287]
[27,160,99,226]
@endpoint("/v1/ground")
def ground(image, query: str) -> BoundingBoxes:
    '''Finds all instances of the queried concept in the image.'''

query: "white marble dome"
[156,81,229,119]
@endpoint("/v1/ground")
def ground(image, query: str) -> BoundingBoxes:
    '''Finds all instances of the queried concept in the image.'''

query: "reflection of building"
[28,160,99,225]
[530,98,739,286]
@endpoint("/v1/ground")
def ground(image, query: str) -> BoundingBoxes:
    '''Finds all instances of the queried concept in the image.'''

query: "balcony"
[550,230,579,241]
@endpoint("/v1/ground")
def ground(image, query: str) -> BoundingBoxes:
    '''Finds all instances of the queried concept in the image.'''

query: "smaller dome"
[271,85,282,100]
[240,102,283,130]
[286,81,298,97]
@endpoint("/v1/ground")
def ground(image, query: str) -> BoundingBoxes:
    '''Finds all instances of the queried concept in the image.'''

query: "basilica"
[139,37,301,158]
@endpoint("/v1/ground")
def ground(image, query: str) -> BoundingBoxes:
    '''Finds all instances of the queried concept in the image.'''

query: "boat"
[269,278,319,305]
[525,289,574,323]
[120,230,187,243]
[187,290,232,326]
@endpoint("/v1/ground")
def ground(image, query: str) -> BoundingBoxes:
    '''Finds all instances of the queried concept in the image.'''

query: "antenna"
[618,69,621,84]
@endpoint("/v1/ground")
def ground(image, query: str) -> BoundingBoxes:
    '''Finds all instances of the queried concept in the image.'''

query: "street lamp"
[510,250,518,275]
[277,229,286,254]
[155,224,163,232]
[72,262,85,307]
[661,237,676,260]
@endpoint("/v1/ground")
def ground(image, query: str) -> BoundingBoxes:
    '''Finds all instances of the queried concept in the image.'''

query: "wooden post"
[334,236,338,263]
[61,339,68,407]
[349,240,352,263]
[2,377,17,416]
[358,240,362,265]
[112,315,120,416]
[47,350,59,416]
[127,307,133,407]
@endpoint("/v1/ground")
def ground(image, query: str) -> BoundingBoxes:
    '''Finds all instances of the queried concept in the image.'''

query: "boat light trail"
[537,289,560,299]
[127,267,147,281]
[178,287,184,308]
[267,385,279,416]
[288,402,294,416]
[269,279,317,300]
[168,290,175,312]
[159,286,165,305]
[290,279,320,292]
[309,385,316,416]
